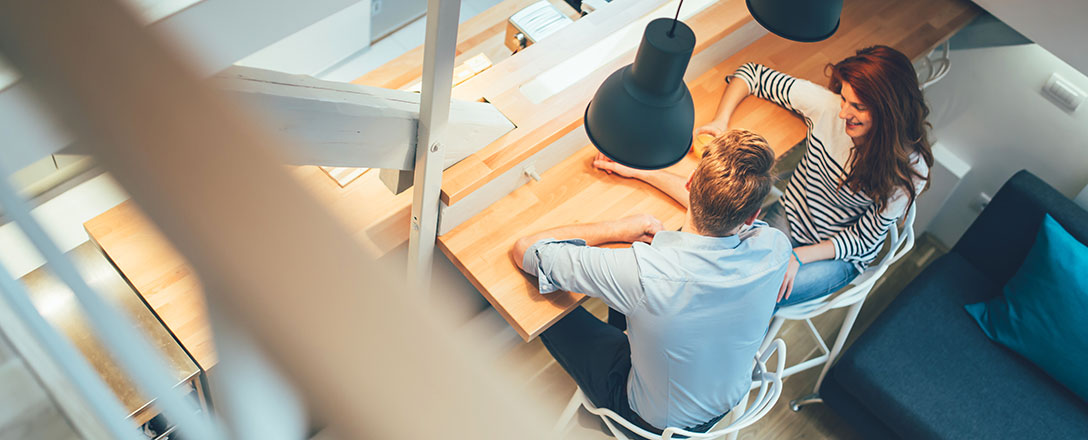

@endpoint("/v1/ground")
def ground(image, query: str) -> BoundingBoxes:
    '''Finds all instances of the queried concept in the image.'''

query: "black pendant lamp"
[746,0,843,42]
[584,5,696,170]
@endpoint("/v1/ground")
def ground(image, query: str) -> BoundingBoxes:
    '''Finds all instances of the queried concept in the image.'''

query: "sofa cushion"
[826,252,1088,439]
[966,214,1088,402]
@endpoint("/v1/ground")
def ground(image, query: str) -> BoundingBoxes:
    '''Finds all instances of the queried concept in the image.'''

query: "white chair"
[759,204,916,411]
[552,339,787,440]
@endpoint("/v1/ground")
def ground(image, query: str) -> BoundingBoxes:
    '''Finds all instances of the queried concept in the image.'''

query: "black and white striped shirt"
[732,63,927,272]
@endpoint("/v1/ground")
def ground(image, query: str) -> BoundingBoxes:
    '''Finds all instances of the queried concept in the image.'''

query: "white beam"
[0,0,362,177]
[215,66,512,170]
[408,0,461,292]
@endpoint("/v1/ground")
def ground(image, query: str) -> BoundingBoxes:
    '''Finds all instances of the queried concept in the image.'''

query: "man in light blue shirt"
[512,129,790,433]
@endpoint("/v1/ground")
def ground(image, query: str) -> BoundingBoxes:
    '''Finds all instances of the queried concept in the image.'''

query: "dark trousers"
[540,307,726,436]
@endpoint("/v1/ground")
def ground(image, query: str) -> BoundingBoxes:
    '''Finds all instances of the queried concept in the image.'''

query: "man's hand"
[777,256,800,302]
[613,214,664,244]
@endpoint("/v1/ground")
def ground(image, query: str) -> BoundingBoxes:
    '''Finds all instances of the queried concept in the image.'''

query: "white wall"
[974,0,1088,76]
[236,1,372,76]
[925,43,1088,246]
[370,0,427,41]
[0,174,129,280]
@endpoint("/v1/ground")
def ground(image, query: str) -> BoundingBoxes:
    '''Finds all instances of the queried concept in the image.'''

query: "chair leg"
[759,316,786,354]
[553,388,585,436]
[813,301,864,393]
[789,393,822,412]
[725,390,750,440]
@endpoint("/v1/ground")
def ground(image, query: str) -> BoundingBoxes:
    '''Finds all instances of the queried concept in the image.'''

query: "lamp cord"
[668,0,685,37]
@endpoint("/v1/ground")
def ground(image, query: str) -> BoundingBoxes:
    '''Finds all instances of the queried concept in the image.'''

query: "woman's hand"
[695,123,726,139]
[777,256,800,302]
[593,153,647,180]
[613,214,664,244]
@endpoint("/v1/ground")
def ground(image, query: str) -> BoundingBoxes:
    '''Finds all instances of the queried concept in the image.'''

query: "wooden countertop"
[20,242,199,425]
[438,0,756,206]
[437,0,979,341]
[84,0,979,365]
[84,166,415,371]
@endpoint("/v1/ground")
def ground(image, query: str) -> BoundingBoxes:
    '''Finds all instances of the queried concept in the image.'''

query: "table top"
[437,0,979,341]
[83,0,979,362]
[20,242,199,425]
[438,0,757,206]
[83,166,415,371]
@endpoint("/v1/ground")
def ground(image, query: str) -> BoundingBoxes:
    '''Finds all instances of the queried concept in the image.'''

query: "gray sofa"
[820,170,1088,438]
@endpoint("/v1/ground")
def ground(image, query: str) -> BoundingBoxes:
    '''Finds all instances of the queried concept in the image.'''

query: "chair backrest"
[776,203,917,319]
[582,339,787,440]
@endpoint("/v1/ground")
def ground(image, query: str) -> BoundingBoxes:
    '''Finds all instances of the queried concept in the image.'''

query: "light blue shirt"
[523,222,790,429]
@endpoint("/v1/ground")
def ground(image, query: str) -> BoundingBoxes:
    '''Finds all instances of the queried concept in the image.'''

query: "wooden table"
[84,165,415,371]
[20,242,204,426]
[437,0,979,341]
[84,0,979,366]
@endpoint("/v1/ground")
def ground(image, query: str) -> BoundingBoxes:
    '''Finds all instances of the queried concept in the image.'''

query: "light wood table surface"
[80,0,760,367]
[437,0,979,341]
[83,0,978,369]
[84,166,415,371]
[20,242,203,426]
[439,0,756,206]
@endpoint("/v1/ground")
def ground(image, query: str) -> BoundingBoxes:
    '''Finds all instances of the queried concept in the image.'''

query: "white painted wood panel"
[216,66,513,170]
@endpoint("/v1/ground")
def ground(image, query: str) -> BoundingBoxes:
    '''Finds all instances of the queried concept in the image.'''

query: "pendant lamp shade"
[746,0,842,42]
[584,18,696,170]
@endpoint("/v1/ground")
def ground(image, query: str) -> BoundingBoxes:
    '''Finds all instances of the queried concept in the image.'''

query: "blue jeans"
[540,307,726,436]
[761,203,859,307]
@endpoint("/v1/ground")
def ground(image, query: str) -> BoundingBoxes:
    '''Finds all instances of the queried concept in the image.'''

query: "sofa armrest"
[953,170,1088,286]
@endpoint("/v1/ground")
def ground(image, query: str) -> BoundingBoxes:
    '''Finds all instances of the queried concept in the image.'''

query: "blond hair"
[688,129,776,236]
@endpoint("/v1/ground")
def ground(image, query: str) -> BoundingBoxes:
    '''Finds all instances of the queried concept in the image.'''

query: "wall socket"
[1043,72,1085,113]
[371,0,382,15]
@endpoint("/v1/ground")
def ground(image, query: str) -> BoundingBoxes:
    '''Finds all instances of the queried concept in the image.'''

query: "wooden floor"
[499,234,948,439]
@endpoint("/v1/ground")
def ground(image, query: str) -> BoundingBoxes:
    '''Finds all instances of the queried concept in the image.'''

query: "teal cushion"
[965,214,1088,402]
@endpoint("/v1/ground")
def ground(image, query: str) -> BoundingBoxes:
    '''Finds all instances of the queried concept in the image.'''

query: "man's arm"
[511,214,663,272]
[592,154,692,208]
[511,215,661,312]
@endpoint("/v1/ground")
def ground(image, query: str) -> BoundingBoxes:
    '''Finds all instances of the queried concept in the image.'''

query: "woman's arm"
[696,74,752,137]
[778,240,836,302]
[703,63,836,140]
[592,154,691,208]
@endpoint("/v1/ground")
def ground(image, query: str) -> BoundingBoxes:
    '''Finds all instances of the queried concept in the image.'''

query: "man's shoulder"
[743,221,791,249]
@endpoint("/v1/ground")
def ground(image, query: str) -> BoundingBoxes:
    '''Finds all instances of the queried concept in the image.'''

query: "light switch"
[1043,73,1085,112]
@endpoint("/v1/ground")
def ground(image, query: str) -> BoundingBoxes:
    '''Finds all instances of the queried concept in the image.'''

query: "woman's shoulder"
[908,150,930,179]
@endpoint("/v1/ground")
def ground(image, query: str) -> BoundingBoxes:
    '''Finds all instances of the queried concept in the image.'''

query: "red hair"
[828,45,933,211]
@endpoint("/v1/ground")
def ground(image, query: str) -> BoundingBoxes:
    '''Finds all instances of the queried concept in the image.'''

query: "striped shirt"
[731,63,927,272]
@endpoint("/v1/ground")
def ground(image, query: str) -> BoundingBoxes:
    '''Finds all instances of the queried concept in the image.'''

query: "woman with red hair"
[594,45,933,306]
